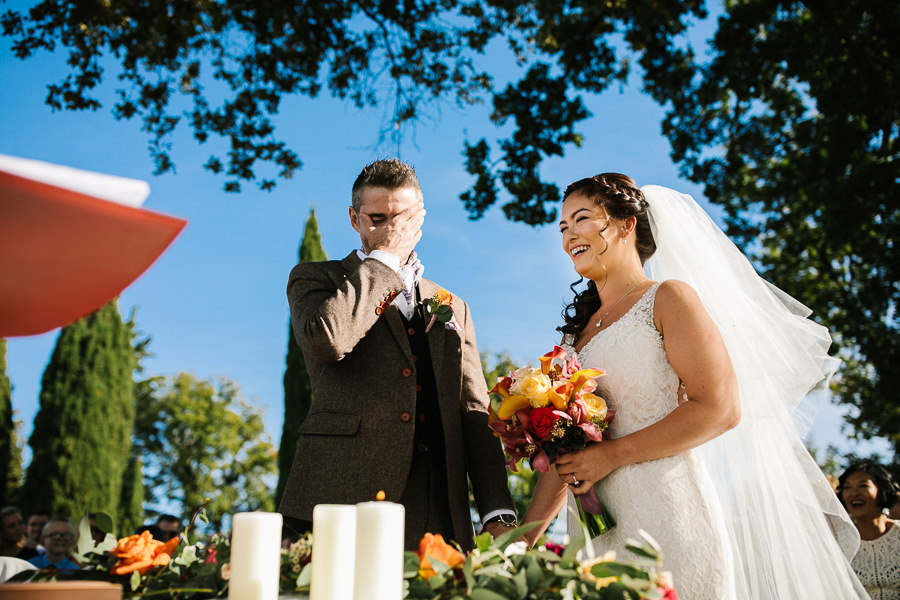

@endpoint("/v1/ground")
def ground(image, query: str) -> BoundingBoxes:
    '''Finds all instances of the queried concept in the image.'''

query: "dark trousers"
[400,449,454,551]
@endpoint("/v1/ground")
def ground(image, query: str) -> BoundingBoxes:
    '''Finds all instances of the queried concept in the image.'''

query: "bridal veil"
[641,185,868,599]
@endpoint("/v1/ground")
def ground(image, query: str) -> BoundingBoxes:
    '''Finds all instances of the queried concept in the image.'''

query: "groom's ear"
[349,206,360,233]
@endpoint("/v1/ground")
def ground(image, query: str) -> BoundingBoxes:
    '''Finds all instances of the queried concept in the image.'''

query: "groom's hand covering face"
[350,185,425,262]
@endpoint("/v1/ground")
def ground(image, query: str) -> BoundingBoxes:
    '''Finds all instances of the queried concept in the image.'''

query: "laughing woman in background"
[839,461,900,600]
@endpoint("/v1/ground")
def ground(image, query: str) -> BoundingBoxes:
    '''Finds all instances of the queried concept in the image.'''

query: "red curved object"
[0,170,187,337]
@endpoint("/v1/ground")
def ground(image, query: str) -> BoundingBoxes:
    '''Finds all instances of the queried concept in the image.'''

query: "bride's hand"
[554,442,620,494]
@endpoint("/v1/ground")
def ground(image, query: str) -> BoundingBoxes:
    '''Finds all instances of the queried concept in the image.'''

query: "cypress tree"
[0,339,14,506]
[276,209,327,506]
[23,300,136,522]
[118,454,145,534]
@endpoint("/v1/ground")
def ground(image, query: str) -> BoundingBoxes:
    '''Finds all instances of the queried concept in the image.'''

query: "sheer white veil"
[641,185,868,599]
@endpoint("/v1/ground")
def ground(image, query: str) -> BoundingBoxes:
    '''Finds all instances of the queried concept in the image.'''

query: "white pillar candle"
[228,512,283,600]
[352,501,405,600]
[311,504,357,600]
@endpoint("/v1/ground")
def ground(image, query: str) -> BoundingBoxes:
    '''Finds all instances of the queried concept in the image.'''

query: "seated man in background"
[27,518,80,571]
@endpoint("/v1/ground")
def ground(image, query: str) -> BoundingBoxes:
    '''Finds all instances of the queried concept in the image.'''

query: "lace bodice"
[852,524,900,600]
[562,282,680,436]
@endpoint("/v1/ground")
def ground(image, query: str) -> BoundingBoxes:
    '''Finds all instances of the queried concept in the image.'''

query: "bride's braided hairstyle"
[558,173,657,337]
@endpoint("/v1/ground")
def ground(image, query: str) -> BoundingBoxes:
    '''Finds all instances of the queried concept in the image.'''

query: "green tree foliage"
[118,454,145,535]
[134,372,277,533]
[277,209,327,507]
[651,2,899,461]
[0,339,16,506]
[0,0,702,199]
[22,301,136,521]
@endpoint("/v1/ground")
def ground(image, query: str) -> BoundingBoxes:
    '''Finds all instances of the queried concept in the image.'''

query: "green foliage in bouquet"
[402,523,678,600]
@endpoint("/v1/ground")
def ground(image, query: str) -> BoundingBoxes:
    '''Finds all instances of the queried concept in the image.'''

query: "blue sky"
[1,3,886,469]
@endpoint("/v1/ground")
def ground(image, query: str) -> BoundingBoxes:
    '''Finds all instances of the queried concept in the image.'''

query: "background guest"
[135,514,181,542]
[838,461,900,600]
[0,507,25,557]
[27,517,80,571]
[154,514,181,542]
[19,510,50,560]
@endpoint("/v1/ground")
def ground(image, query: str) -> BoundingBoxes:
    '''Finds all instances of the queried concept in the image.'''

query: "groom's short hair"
[351,158,422,213]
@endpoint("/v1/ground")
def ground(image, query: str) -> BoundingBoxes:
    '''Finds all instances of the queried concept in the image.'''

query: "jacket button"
[416,384,422,392]
[417,414,426,423]
[400,411,412,423]
[416,442,428,452]
[401,367,413,378]
[407,327,416,336]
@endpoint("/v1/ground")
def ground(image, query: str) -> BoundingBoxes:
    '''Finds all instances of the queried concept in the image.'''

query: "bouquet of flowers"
[488,346,615,536]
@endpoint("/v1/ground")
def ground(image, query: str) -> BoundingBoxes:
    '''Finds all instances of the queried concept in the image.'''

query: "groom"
[278,158,515,550]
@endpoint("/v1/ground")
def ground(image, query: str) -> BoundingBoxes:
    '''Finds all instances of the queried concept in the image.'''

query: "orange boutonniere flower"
[416,533,464,579]
[110,530,180,575]
[424,289,461,332]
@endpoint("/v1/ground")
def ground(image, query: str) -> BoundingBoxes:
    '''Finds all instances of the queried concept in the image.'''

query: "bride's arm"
[521,467,569,547]
[554,280,741,493]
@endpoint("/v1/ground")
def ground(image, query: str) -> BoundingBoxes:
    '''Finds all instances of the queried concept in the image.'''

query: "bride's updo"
[558,173,656,336]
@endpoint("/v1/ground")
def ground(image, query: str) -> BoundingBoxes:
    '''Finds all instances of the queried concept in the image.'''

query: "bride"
[521,173,868,598]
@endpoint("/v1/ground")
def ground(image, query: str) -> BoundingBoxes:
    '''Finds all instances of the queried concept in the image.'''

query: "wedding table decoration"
[5,504,678,599]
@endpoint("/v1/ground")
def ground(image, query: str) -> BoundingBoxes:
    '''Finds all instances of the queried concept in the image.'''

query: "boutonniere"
[424,289,462,333]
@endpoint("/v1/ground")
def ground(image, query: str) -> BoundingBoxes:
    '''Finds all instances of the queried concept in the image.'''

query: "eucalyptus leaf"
[474,532,494,552]
[469,588,510,600]
[590,562,650,580]
[490,521,539,552]
[434,305,453,320]
[524,557,543,589]
[512,567,529,597]
[129,570,142,591]
[404,551,422,578]
[296,563,312,589]
[428,572,448,589]
[76,515,95,556]
[174,544,199,567]
[93,512,115,534]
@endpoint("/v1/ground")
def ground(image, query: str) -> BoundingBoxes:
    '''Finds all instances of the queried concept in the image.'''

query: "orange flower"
[110,530,180,576]
[416,533,464,579]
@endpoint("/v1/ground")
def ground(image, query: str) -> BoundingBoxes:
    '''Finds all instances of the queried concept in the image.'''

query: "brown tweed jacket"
[278,252,513,544]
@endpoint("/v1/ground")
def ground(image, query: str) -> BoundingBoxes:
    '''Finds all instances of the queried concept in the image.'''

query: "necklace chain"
[596,282,642,328]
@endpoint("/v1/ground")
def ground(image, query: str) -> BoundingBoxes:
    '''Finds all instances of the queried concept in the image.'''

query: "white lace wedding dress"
[563,282,736,599]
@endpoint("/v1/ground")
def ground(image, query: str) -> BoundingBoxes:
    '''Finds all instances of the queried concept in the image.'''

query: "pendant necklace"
[596,282,642,327]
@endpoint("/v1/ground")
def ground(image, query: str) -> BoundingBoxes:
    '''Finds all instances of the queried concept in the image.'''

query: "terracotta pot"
[0,581,123,600]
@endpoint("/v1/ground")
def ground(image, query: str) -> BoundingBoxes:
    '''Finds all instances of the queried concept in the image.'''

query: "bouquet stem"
[575,488,615,538]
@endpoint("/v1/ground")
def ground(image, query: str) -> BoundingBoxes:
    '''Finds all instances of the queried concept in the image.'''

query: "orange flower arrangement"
[110,530,180,575]
[416,533,464,579]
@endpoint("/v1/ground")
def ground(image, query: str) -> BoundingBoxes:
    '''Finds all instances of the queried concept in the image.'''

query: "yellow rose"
[510,368,552,406]
[582,393,608,420]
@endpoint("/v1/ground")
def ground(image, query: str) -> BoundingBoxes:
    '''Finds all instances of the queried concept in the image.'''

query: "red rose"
[530,407,559,440]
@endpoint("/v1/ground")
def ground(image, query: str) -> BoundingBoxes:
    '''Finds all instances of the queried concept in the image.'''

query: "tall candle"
[352,501,405,600]
[311,504,357,600]
[228,512,283,600]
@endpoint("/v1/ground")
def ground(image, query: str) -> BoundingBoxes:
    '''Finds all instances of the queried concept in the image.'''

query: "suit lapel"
[417,279,445,379]
[341,251,413,360]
